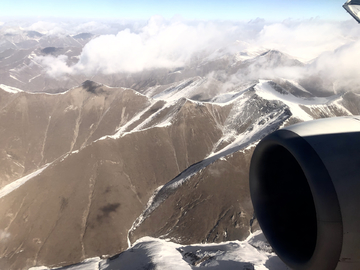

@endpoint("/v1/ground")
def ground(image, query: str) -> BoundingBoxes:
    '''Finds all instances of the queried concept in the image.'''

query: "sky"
[0,0,351,21]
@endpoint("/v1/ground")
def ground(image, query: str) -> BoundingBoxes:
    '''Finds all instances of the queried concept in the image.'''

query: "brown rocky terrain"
[0,81,150,189]
[0,76,356,269]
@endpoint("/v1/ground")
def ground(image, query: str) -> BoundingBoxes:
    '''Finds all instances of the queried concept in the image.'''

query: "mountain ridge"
[0,75,356,269]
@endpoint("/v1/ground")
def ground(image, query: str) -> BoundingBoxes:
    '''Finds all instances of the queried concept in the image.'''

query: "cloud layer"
[73,17,231,74]
[32,17,360,93]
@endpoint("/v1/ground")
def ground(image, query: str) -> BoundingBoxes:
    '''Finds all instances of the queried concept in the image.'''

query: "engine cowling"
[250,116,360,270]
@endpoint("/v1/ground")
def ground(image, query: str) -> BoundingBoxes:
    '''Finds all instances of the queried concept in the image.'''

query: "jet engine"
[249,116,360,270]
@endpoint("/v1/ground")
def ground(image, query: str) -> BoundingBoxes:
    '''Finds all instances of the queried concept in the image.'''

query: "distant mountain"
[26,31,44,38]
[0,28,95,93]
[72,33,94,40]
[0,28,341,96]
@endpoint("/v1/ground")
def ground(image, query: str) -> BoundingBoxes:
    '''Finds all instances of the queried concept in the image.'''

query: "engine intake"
[250,116,360,270]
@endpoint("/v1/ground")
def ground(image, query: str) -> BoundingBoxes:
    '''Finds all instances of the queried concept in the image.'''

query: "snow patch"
[0,163,50,199]
[9,75,25,84]
[97,101,155,141]
[30,231,289,270]
[153,77,204,102]
[127,185,164,248]
[0,84,23,93]
[254,80,340,121]
[28,74,42,83]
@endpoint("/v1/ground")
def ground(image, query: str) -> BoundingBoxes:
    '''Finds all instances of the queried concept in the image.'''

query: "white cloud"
[35,55,73,78]
[34,17,360,94]
[73,17,228,74]
[256,20,357,62]
[26,21,66,35]
[224,19,360,93]
[75,21,108,33]
[73,21,125,35]
[307,39,360,92]
[4,27,21,35]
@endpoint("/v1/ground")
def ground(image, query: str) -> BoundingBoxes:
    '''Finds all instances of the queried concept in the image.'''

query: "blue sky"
[0,0,351,21]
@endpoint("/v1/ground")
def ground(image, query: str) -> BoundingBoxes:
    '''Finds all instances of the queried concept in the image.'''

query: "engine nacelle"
[250,116,360,270]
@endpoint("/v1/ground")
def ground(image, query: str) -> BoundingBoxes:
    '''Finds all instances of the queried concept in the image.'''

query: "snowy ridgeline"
[29,231,289,270]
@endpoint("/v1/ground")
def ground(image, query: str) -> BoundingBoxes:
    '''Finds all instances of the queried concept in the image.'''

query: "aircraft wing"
[343,0,360,23]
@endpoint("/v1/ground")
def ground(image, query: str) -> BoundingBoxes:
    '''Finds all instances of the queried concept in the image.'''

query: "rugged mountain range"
[0,24,359,269]
[0,72,358,269]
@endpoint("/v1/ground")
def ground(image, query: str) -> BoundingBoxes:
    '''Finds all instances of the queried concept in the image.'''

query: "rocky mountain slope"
[0,71,357,269]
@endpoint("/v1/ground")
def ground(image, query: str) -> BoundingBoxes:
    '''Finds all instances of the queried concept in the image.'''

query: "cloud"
[73,16,229,74]
[256,20,360,62]
[26,21,67,35]
[245,20,360,93]
[306,39,360,92]
[73,20,140,35]
[34,17,360,94]
[74,21,111,35]
[35,55,73,78]
[222,19,360,94]
[36,17,265,76]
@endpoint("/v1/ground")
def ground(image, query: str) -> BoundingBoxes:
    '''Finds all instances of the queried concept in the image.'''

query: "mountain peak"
[82,80,105,95]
